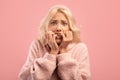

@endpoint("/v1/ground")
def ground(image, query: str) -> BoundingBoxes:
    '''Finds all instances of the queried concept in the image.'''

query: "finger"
[53,34,58,48]
[47,33,54,49]
[64,31,73,41]
[48,32,57,45]
[68,31,73,40]
[48,31,54,35]
[66,31,69,38]
[45,44,51,52]
[48,31,54,38]
[53,34,57,42]
[63,31,70,41]
[61,32,66,41]
[48,33,53,42]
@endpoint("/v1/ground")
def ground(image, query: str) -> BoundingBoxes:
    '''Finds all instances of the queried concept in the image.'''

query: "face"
[48,12,70,44]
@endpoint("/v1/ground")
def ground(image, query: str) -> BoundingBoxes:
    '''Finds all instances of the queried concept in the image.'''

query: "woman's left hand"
[59,31,73,53]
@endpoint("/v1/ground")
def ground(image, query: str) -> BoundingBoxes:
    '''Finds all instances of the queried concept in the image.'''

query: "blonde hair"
[38,5,81,47]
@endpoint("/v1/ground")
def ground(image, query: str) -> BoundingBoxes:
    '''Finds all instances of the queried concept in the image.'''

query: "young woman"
[19,5,91,80]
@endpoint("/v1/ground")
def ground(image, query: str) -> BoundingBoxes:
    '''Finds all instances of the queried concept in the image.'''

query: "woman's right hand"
[45,31,59,55]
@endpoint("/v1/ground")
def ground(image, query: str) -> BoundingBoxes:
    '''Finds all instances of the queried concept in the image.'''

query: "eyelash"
[62,22,67,26]
[50,21,57,25]
[50,21,68,26]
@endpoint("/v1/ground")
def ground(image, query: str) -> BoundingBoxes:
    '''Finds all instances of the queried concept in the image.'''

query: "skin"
[45,12,73,55]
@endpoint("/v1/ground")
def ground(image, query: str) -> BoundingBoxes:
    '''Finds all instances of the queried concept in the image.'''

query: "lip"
[55,34,62,39]
[55,32,61,35]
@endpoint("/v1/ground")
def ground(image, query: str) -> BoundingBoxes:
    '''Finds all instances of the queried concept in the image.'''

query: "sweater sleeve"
[57,43,91,80]
[18,39,56,80]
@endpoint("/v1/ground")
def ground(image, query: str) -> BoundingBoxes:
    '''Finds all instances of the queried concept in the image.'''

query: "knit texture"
[19,39,91,80]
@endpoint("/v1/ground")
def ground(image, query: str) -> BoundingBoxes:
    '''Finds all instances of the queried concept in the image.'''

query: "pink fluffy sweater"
[19,39,91,80]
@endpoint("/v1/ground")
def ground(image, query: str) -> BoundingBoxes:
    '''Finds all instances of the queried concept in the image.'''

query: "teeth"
[56,34,62,38]
[57,34,61,36]
[57,36,61,38]
[55,33,62,39]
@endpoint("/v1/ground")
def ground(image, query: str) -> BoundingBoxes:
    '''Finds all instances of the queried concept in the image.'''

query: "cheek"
[48,26,55,31]
[63,26,70,31]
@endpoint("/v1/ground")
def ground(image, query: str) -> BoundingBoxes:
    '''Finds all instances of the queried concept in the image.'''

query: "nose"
[56,24,62,32]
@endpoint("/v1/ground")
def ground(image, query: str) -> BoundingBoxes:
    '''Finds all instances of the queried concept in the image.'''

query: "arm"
[57,43,91,80]
[19,39,56,80]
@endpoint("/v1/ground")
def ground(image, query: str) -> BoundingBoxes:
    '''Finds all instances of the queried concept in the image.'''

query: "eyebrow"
[50,19,57,22]
[50,19,68,22]
[61,20,67,22]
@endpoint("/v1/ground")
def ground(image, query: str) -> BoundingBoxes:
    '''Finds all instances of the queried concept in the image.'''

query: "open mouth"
[55,33,62,39]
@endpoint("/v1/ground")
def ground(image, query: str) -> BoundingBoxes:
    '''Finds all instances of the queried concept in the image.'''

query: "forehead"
[51,12,68,21]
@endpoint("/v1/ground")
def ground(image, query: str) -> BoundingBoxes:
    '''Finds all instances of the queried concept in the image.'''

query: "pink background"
[0,0,120,80]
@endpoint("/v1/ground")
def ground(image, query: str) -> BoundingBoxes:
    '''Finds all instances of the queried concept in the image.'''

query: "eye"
[50,20,57,26]
[61,21,68,26]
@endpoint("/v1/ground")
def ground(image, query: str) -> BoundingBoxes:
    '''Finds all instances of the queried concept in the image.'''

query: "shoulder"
[30,38,39,47]
[30,38,43,51]
[74,42,89,58]
[29,38,45,57]
[67,42,88,51]
[73,42,88,54]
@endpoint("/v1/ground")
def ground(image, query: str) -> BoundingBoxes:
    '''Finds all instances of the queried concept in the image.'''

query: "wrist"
[60,48,67,53]
[50,50,58,55]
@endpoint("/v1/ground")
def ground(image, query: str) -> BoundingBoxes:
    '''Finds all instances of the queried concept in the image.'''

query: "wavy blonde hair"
[38,5,81,47]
